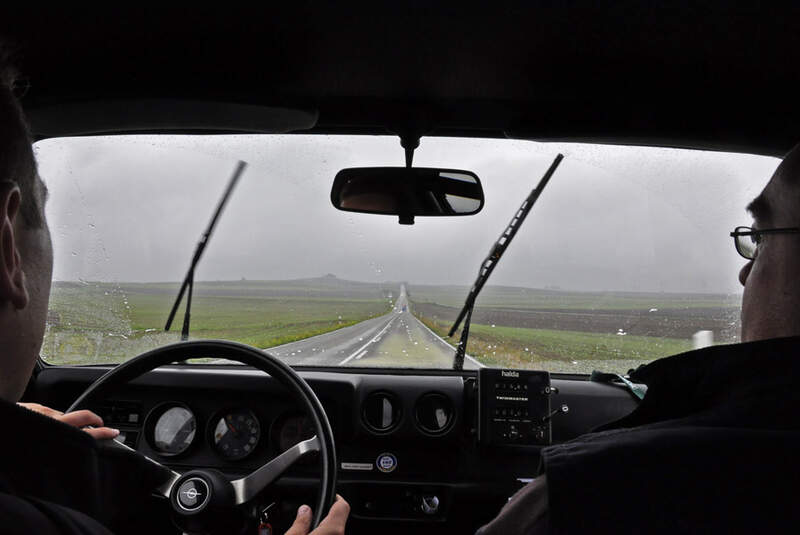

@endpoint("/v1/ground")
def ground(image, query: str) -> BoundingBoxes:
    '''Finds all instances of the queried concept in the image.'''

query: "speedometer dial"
[211,408,261,460]
[277,414,315,453]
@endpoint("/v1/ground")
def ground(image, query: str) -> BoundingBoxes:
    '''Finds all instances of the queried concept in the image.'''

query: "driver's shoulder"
[0,397,97,473]
[0,490,113,535]
[0,397,95,448]
[0,398,103,522]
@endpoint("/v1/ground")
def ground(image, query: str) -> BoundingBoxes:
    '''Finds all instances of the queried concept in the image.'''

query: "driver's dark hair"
[0,43,43,228]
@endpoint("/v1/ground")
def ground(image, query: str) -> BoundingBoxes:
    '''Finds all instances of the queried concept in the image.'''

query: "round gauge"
[277,415,315,453]
[211,409,261,460]
[152,405,196,455]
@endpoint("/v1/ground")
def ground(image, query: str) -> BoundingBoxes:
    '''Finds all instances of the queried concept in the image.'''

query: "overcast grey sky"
[35,135,779,295]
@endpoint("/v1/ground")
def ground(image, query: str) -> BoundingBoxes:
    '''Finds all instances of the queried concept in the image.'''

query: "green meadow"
[415,315,693,374]
[408,284,740,311]
[43,278,737,374]
[43,278,392,365]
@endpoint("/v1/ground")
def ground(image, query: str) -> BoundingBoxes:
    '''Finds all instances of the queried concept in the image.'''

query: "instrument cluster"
[143,402,314,462]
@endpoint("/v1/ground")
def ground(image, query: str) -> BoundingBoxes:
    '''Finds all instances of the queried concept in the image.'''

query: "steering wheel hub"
[176,477,210,512]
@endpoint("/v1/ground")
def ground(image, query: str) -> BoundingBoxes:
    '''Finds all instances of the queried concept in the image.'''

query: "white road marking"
[261,314,389,355]
[338,316,397,365]
[354,350,368,360]
[414,316,485,368]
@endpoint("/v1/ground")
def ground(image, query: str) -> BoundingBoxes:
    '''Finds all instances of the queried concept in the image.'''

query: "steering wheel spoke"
[97,434,183,498]
[231,435,320,504]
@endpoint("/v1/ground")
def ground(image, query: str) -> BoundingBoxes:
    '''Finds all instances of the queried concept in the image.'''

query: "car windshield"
[35,134,778,373]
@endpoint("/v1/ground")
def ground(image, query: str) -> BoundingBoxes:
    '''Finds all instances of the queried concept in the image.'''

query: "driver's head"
[0,48,53,402]
[739,142,800,342]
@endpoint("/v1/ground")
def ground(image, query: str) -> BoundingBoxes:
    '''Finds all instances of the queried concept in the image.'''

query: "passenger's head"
[738,142,800,342]
[0,47,53,402]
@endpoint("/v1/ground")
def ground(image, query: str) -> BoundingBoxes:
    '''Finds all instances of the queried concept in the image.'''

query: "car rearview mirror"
[331,167,484,225]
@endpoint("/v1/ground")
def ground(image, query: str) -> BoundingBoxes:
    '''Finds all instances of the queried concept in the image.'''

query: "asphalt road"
[263,285,483,369]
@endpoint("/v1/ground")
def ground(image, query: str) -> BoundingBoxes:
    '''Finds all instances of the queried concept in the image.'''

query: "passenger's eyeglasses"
[730,226,800,260]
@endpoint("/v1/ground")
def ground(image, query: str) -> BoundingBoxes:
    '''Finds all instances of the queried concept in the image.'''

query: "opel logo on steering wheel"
[182,487,202,500]
[175,477,210,512]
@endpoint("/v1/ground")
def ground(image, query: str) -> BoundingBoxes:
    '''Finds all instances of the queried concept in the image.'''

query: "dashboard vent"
[362,392,401,434]
[415,393,454,435]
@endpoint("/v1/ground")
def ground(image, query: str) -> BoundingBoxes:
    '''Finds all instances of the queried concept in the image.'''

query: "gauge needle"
[225,416,239,436]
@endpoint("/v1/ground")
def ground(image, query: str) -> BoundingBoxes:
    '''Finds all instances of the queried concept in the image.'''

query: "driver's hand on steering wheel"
[17,402,121,440]
[285,495,350,535]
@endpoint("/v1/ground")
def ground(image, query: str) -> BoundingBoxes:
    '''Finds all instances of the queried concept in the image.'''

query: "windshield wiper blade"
[449,154,564,370]
[164,160,248,340]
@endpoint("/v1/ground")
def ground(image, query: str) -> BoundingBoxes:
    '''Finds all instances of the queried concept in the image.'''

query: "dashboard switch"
[420,495,440,515]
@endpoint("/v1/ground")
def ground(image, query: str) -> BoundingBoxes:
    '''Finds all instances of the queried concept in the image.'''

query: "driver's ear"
[0,182,29,310]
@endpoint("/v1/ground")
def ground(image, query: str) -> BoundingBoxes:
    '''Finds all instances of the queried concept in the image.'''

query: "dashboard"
[29,364,639,534]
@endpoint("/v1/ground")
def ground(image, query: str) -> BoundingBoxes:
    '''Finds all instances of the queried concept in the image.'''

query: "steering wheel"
[67,340,337,533]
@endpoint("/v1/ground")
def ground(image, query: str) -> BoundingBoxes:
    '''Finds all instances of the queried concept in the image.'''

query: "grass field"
[43,277,392,365]
[43,277,740,373]
[415,315,693,374]
[408,284,741,311]
[409,282,738,373]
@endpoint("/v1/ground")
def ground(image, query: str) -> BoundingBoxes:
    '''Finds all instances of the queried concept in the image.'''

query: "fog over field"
[36,135,779,296]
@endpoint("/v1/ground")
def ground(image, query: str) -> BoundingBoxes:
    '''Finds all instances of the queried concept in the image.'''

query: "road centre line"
[339,315,397,365]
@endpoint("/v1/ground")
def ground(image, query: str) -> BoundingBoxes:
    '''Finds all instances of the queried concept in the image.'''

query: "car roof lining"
[5,4,799,157]
[27,100,319,138]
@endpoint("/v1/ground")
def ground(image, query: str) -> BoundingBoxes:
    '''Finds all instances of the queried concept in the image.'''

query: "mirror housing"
[331,167,484,225]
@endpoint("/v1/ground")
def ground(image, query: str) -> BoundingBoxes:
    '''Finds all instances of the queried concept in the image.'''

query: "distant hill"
[53,277,401,301]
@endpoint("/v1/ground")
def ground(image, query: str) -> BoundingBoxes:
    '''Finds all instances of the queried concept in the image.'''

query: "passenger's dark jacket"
[481,336,800,535]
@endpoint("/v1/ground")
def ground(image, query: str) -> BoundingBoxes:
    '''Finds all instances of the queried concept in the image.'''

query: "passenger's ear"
[0,182,29,309]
